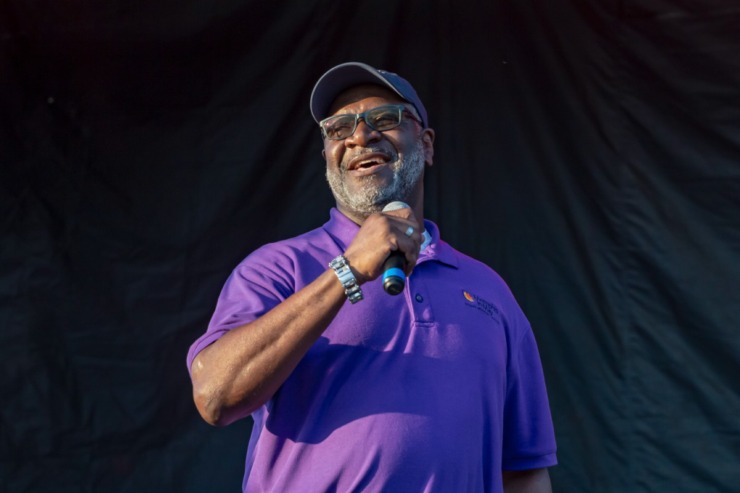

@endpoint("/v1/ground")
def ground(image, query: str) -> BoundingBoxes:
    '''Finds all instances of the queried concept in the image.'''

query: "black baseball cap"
[310,62,428,128]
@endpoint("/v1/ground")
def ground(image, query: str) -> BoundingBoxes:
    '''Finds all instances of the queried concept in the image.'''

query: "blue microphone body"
[381,201,410,295]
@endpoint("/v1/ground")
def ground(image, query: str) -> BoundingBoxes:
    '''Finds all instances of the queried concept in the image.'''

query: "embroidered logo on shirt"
[462,290,501,320]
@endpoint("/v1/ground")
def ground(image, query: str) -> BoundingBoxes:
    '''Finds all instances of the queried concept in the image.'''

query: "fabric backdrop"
[2,1,738,491]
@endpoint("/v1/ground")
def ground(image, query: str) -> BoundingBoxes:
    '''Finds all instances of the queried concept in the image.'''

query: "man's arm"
[502,468,552,493]
[190,210,422,427]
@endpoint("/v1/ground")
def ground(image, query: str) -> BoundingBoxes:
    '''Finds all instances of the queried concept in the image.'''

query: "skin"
[322,85,433,229]
[503,468,553,493]
[190,84,551,493]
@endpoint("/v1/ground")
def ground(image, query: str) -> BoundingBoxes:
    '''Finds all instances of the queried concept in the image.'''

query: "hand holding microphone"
[381,201,414,295]
[341,201,422,296]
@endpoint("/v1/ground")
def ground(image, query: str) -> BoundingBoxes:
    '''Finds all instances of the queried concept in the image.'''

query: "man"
[188,62,557,492]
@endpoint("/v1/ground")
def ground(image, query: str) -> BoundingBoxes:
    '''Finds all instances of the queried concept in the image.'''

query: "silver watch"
[329,255,363,304]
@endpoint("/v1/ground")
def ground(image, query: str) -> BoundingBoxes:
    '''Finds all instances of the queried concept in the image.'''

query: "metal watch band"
[329,255,363,304]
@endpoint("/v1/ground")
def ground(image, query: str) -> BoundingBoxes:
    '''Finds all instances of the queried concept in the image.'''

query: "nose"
[344,118,381,147]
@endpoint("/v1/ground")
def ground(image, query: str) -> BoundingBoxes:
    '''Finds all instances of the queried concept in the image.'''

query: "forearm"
[502,468,552,493]
[191,267,346,426]
[191,210,423,427]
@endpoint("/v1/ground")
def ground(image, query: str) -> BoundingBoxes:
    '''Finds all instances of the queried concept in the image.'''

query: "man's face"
[322,85,434,220]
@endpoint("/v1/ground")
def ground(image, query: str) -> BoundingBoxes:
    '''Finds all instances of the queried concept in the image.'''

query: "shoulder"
[245,225,334,264]
[438,240,512,293]
[437,241,532,334]
[424,221,510,292]
[230,224,338,292]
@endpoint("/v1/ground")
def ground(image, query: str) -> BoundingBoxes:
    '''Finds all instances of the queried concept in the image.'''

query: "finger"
[378,223,419,273]
[370,214,420,248]
[383,215,421,240]
[381,207,420,230]
[395,233,422,269]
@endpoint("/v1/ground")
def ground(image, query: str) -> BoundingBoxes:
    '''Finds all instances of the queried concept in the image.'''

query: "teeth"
[348,154,388,170]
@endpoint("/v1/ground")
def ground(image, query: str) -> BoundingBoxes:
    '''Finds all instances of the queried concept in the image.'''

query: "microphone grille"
[382,201,410,212]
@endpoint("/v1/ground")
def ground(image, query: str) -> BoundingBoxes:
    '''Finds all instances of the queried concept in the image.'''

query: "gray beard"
[326,140,426,218]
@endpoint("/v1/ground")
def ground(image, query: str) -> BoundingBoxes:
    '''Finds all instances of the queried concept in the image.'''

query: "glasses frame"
[319,104,422,141]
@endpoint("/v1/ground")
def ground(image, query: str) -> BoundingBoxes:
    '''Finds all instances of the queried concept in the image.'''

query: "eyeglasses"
[319,104,422,141]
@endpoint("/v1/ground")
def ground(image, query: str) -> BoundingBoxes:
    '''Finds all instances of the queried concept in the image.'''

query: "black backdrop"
[2,1,739,492]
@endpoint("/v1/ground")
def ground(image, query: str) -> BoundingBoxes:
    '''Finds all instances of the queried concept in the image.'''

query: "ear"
[421,128,435,166]
[321,149,326,161]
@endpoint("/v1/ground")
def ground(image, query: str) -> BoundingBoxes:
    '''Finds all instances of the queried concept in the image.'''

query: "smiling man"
[188,62,557,492]
[321,84,431,225]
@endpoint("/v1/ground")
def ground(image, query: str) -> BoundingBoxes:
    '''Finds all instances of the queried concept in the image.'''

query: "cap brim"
[310,62,408,123]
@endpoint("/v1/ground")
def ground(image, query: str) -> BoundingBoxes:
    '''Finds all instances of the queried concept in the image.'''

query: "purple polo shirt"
[187,208,556,492]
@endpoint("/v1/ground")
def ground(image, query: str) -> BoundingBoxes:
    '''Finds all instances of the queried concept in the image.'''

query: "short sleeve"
[501,327,558,470]
[185,246,296,374]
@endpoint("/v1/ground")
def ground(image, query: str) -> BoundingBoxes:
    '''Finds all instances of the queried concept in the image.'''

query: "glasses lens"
[320,106,406,140]
[322,115,356,140]
[366,106,402,131]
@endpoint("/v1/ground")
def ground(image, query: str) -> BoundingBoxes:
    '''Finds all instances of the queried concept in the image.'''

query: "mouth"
[346,152,391,175]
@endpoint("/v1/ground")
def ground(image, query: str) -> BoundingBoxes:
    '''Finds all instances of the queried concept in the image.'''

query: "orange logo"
[463,291,475,303]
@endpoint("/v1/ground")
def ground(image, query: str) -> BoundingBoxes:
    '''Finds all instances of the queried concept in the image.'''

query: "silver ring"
[405,226,414,237]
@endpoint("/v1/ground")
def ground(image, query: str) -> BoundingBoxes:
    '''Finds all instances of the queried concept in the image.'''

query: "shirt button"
[415,294,424,303]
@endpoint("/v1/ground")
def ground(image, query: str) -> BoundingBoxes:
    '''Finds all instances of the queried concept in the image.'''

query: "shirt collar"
[322,208,459,269]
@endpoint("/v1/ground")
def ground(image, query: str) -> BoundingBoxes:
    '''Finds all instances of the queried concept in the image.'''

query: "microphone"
[381,201,410,295]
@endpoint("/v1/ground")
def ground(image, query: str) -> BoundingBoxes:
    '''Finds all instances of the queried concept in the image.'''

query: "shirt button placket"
[407,276,434,323]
